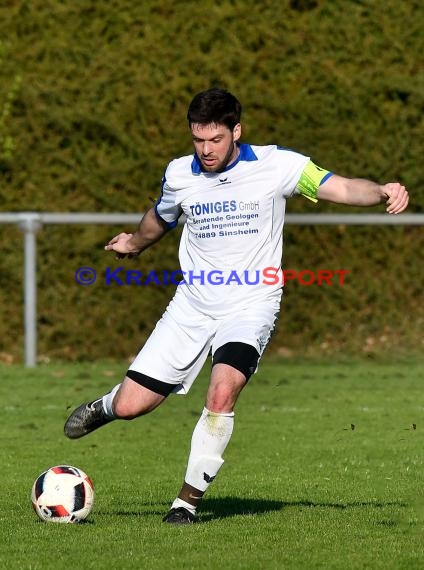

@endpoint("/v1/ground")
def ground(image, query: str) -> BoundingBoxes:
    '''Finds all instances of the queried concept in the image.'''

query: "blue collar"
[191,143,257,174]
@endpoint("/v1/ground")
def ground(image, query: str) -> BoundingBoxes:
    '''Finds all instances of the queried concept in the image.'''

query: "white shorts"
[128,290,280,395]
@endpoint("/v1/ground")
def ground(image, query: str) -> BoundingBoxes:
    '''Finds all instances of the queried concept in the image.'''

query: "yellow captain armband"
[296,160,332,203]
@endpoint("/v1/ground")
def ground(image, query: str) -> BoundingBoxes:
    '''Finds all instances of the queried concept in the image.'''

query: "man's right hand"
[105,233,139,259]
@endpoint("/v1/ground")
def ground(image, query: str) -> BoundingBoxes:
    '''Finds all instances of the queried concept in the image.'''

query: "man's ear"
[233,123,241,142]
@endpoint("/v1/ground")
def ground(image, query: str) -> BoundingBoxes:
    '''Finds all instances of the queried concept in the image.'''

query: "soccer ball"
[31,465,94,523]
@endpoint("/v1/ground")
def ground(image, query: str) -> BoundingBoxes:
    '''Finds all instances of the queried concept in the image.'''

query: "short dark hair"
[187,88,242,131]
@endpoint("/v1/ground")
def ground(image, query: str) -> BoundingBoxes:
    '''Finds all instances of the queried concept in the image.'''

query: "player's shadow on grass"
[109,498,406,520]
[199,497,283,521]
[198,497,407,521]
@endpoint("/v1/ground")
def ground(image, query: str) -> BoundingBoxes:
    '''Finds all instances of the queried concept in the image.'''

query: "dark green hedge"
[0,0,422,362]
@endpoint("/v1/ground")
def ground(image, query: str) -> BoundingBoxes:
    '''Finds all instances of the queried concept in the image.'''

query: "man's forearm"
[127,208,169,254]
[318,174,387,206]
[342,178,387,206]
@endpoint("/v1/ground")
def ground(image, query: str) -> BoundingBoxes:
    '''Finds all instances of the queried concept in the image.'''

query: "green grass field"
[1,357,424,569]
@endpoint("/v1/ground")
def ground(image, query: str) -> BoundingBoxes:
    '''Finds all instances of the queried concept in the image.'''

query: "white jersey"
[155,143,324,317]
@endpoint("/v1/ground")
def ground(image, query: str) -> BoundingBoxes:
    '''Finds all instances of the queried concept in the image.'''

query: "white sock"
[184,407,234,492]
[171,497,197,516]
[101,384,121,418]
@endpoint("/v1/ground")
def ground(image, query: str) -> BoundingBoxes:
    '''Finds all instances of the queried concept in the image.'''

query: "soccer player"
[64,88,409,524]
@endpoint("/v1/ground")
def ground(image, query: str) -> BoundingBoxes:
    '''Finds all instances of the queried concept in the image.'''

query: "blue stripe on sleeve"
[320,172,333,185]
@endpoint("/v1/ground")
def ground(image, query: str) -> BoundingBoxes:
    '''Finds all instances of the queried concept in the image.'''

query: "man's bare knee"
[112,377,165,419]
[206,389,235,413]
[206,364,247,413]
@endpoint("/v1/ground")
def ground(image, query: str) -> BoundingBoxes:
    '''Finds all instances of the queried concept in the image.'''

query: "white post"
[18,214,41,367]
